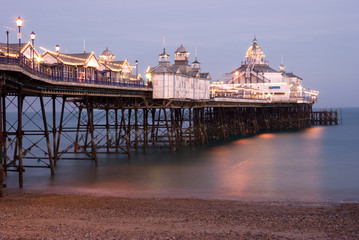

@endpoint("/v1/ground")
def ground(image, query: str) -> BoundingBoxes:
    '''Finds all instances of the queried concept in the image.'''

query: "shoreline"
[1,191,359,239]
[4,185,359,204]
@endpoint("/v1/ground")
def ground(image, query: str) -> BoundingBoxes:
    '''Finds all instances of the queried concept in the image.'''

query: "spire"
[280,54,285,72]
[162,35,166,54]
[195,46,198,62]
[192,46,200,70]
[159,36,170,64]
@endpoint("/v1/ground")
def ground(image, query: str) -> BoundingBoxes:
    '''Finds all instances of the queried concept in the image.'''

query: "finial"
[253,35,257,44]
[163,35,166,53]
[195,46,198,61]
[280,54,285,72]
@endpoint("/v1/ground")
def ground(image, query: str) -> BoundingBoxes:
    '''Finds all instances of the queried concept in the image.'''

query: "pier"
[0,54,320,188]
[0,20,337,189]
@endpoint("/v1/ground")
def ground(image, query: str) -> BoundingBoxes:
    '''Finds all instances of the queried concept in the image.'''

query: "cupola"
[159,48,170,65]
[245,37,265,64]
[174,43,189,65]
[100,47,115,62]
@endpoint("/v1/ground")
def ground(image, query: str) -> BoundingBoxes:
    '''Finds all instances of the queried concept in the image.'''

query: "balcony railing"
[0,54,148,89]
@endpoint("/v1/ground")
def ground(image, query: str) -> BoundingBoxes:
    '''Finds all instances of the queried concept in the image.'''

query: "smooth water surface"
[5,108,359,202]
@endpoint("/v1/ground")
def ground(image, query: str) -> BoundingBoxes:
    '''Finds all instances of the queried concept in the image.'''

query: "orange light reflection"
[258,133,275,139]
[233,139,252,144]
[303,126,324,139]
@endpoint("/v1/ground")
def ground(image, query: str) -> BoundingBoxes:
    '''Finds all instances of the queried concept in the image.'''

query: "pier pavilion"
[218,38,318,102]
[146,43,211,100]
[40,47,140,84]
[99,47,137,83]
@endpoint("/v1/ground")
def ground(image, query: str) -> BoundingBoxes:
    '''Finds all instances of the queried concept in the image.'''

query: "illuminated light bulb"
[16,16,23,27]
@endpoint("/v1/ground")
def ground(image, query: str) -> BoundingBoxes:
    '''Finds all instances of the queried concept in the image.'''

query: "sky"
[1,0,359,108]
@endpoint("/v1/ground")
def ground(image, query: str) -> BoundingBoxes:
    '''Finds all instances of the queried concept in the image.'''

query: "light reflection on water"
[4,108,359,202]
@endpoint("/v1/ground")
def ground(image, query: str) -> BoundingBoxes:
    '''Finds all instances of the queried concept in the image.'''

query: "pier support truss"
[0,89,316,187]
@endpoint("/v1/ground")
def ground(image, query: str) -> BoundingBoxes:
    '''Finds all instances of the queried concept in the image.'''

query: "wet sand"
[0,192,358,240]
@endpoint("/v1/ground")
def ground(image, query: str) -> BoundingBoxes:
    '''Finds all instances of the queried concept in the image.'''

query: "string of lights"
[1,25,32,42]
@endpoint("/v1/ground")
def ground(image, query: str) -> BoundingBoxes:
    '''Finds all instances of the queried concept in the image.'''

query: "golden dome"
[245,38,265,60]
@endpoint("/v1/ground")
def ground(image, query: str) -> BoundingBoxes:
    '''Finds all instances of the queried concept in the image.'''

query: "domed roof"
[101,47,114,57]
[245,37,265,64]
[175,44,188,53]
[245,38,265,58]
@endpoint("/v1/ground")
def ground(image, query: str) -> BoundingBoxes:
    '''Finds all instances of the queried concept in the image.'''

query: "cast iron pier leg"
[52,96,57,166]
[86,99,98,166]
[40,96,55,175]
[55,96,66,161]
[17,93,24,187]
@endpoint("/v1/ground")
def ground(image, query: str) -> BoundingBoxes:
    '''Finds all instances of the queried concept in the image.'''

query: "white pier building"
[217,38,318,103]
[146,44,211,100]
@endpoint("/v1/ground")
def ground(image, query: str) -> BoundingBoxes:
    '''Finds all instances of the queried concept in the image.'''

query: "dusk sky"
[2,0,358,108]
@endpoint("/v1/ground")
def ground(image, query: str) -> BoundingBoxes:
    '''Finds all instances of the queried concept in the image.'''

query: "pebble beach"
[1,191,358,239]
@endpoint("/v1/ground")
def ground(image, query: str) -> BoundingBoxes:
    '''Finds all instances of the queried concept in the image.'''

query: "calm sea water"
[4,108,359,202]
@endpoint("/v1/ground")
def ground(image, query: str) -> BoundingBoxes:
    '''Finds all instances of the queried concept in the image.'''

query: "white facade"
[147,45,211,100]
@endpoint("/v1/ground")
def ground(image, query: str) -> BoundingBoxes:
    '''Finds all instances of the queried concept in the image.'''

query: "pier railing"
[0,55,148,89]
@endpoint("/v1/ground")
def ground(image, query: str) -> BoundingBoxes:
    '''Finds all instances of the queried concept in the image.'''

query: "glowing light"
[16,16,23,27]
[30,32,36,40]
[85,52,100,68]
[146,73,152,80]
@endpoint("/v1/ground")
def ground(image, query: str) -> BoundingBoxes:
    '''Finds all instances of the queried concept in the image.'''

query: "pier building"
[146,44,211,100]
[41,47,139,84]
[41,51,101,82]
[216,37,318,103]
[0,42,40,68]
[98,47,138,83]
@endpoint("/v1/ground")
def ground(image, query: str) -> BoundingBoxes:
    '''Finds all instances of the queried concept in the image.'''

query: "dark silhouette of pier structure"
[0,53,337,189]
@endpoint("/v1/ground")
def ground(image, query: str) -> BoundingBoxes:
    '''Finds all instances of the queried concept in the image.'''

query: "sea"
[3,108,359,202]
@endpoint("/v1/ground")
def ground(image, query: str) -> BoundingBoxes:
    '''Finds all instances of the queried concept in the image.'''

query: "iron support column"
[17,93,24,187]
[40,96,55,175]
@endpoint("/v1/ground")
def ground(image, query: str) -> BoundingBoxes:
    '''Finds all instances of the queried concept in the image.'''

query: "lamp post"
[135,60,138,80]
[6,31,9,62]
[55,45,60,54]
[16,16,23,57]
[55,45,60,79]
[30,31,36,69]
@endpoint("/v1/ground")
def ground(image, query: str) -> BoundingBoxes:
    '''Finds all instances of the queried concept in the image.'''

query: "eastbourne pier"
[0,17,337,189]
